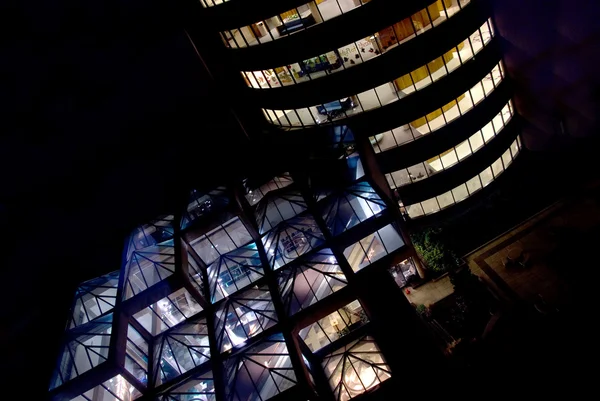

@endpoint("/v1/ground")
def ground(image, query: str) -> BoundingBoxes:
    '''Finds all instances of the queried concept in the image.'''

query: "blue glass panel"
[224,333,297,401]
[320,181,386,236]
[262,215,325,270]
[69,271,120,329]
[207,243,265,303]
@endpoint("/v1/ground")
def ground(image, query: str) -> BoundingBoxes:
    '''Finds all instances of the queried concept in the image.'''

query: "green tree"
[411,228,460,273]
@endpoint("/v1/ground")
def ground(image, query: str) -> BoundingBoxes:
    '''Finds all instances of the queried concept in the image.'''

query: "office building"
[48,1,525,400]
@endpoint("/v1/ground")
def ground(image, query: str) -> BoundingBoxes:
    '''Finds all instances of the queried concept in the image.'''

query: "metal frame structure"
[49,167,430,401]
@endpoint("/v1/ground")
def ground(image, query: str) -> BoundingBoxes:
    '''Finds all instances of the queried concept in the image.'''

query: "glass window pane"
[469,130,485,153]
[322,336,391,400]
[466,175,482,195]
[452,183,469,203]
[70,375,141,401]
[511,137,520,157]
[407,202,425,218]
[407,163,429,182]
[125,325,148,384]
[278,249,347,315]
[357,89,380,111]
[421,198,440,215]
[439,149,459,169]
[491,156,504,178]
[161,371,216,401]
[469,82,486,106]
[442,100,461,124]
[299,301,368,352]
[154,317,210,386]
[455,140,472,161]
[214,286,278,352]
[224,334,296,401]
[343,224,404,272]
[133,288,203,336]
[480,166,493,187]
[437,190,455,209]
[502,148,513,169]
[481,120,496,143]
[426,157,443,175]
[375,82,400,106]
[387,169,411,188]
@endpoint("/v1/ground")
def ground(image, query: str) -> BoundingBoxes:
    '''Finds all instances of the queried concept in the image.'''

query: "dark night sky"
[1,1,246,396]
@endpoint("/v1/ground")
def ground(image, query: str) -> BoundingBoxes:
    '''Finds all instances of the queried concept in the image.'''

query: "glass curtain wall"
[242,0,465,89]
[385,101,514,189]
[403,137,522,218]
[221,0,372,48]
[200,0,229,8]
[262,19,494,127]
[371,62,505,151]
[52,177,406,401]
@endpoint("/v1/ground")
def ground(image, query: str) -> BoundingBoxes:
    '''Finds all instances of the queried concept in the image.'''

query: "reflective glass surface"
[299,300,368,352]
[159,370,216,401]
[123,241,176,300]
[262,19,494,127]
[51,314,113,390]
[322,336,391,400]
[223,333,297,401]
[320,181,386,236]
[154,317,211,386]
[343,224,404,272]
[278,249,347,316]
[404,137,521,218]
[133,288,203,336]
[243,1,467,88]
[214,285,278,352]
[386,101,514,189]
[70,375,142,401]
[69,271,119,329]
[262,214,326,270]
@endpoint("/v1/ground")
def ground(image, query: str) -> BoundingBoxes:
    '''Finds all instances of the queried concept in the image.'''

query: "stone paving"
[404,275,454,307]
[464,182,600,310]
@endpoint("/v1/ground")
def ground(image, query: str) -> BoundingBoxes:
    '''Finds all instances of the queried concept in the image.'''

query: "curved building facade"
[192,0,522,221]
[47,1,523,400]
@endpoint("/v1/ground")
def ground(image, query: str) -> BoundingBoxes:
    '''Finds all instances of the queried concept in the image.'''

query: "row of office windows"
[221,0,374,48]
[368,62,504,152]
[385,101,513,189]
[261,20,494,127]
[241,0,468,88]
[402,137,521,218]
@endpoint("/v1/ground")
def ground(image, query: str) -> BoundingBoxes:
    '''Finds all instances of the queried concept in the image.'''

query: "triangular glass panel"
[262,215,325,270]
[181,187,231,230]
[69,374,142,401]
[224,333,297,401]
[50,314,113,390]
[123,241,176,300]
[255,190,307,234]
[278,249,347,316]
[126,215,175,261]
[321,336,391,400]
[207,242,265,303]
[214,285,277,353]
[69,270,119,329]
[154,316,211,387]
[320,181,386,236]
[158,370,216,401]
[133,287,203,336]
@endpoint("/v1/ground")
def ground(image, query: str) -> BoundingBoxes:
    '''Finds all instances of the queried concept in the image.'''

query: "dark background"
[1,0,248,395]
[1,0,599,397]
